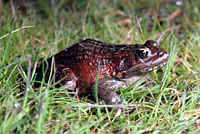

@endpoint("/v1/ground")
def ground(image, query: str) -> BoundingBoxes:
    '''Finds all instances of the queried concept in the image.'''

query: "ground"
[0,0,200,133]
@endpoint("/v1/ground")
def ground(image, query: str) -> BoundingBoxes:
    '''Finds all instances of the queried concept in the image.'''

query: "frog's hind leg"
[61,68,78,91]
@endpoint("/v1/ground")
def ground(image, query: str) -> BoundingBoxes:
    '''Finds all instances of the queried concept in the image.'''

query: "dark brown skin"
[34,39,169,105]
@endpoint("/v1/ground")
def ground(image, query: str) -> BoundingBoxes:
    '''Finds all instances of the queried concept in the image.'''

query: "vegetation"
[0,0,200,133]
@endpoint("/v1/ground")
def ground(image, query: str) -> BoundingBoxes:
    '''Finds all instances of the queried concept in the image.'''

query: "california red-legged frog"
[34,39,169,105]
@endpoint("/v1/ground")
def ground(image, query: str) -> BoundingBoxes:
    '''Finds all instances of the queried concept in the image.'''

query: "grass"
[0,0,200,133]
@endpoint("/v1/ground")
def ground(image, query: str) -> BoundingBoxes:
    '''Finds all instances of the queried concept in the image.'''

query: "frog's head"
[130,40,169,73]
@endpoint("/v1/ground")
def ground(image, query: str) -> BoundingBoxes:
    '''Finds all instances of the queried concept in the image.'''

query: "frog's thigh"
[94,79,123,105]
[63,79,77,91]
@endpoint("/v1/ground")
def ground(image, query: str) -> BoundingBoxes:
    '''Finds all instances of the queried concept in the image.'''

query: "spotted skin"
[34,39,169,105]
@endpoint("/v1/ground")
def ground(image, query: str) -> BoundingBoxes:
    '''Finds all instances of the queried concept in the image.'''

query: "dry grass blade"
[0,25,34,40]
[70,103,143,109]
[156,25,181,45]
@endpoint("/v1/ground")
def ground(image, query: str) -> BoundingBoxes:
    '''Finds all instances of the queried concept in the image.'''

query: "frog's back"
[59,39,133,58]
[53,38,133,73]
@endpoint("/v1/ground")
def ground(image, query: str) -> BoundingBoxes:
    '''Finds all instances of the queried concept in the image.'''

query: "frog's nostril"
[158,51,164,56]
[157,52,162,56]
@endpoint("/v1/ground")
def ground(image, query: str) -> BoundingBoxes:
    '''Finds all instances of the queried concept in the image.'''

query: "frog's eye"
[137,47,151,59]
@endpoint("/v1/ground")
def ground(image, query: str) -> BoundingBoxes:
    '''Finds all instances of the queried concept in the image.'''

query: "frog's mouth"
[127,52,169,74]
[140,52,169,73]
[142,60,168,72]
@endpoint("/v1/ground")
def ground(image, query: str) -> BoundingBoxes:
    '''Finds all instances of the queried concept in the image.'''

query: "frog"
[33,39,169,106]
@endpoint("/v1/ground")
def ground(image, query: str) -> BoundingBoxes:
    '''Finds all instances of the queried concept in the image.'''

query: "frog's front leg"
[95,76,146,105]
[93,79,125,105]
